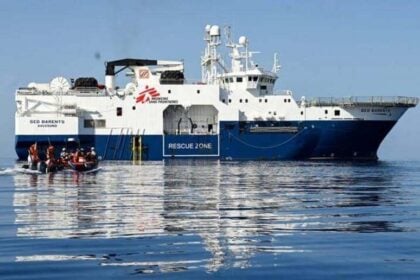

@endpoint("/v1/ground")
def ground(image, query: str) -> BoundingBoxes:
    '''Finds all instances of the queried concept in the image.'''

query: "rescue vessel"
[15,25,418,161]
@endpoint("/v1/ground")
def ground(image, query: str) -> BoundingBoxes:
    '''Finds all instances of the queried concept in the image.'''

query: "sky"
[0,0,419,160]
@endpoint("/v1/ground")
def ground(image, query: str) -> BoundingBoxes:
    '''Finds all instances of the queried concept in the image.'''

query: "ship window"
[301,111,304,115]
[225,78,229,83]
[253,76,258,82]
[237,77,243,82]
[248,76,252,81]
[284,99,287,103]
[132,106,136,110]
[288,99,291,103]
[259,99,262,103]
[334,110,340,116]
[222,99,225,103]
[265,99,268,103]
[197,90,200,94]
[229,78,234,83]
[325,110,328,114]
[260,85,267,90]
[240,99,243,103]
[84,119,105,128]
[245,99,248,103]
[168,89,171,94]
[229,99,232,103]
[117,107,122,116]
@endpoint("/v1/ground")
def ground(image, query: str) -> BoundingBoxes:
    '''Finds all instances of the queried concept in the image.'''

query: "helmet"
[91,147,95,150]
[62,147,66,151]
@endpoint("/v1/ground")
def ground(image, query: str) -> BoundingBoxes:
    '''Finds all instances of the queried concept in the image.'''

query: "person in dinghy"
[27,143,40,170]
[68,147,99,172]
[26,142,51,173]
[45,144,63,172]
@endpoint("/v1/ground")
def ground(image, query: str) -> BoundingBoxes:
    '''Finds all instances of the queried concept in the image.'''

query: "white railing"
[306,96,418,107]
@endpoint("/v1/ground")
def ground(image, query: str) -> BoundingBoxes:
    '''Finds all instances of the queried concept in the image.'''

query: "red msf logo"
[136,87,160,103]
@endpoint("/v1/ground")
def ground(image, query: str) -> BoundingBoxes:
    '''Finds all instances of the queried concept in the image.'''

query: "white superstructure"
[15,24,418,161]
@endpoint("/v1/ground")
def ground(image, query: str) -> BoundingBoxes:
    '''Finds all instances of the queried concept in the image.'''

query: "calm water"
[1,158,420,279]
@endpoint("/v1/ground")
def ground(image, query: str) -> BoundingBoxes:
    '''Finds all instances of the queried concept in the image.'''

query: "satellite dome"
[239,36,248,46]
[209,25,220,36]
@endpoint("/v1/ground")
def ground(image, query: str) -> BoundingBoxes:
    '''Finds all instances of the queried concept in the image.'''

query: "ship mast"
[201,25,222,84]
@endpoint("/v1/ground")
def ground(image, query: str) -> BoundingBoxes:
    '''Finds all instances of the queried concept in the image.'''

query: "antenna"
[224,25,233,47]
[272,52,281,73]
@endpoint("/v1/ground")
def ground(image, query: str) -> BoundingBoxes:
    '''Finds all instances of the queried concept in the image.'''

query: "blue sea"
[1,158,420,279]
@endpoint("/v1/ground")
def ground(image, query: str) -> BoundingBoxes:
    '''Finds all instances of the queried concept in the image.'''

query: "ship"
[15,25,418,161]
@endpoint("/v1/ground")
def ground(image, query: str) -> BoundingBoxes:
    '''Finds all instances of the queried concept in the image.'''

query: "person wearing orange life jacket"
[46,145,56,170]
[28,143,39,165]
[72,149,81,163]
[46,145,55,160]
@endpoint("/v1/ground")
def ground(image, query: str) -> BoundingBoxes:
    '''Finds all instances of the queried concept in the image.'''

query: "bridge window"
[84,119,106,128]
[260,85,267,90]
[325,109,328,114]
[248,76,252,81]
[237,77,243,82]
[253,76,258,82]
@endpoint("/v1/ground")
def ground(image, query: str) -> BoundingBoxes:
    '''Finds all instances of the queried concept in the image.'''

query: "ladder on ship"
[103,128,133,160]
[131,129,142,161]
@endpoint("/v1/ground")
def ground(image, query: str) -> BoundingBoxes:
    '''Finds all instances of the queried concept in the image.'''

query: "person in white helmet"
[87,147,97,161]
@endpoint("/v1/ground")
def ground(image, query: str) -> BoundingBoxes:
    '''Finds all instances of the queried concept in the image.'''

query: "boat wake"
[0,166,102,176]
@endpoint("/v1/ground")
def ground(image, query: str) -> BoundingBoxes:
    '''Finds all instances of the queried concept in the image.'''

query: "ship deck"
[306,96,418,108]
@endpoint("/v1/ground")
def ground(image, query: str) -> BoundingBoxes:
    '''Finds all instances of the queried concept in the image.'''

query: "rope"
[227,127,307,149]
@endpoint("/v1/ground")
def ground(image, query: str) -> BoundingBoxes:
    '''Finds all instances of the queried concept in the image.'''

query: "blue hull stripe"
[15,120,396,161]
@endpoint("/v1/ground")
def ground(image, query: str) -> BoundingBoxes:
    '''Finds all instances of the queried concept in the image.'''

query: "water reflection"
[13,160,405,272]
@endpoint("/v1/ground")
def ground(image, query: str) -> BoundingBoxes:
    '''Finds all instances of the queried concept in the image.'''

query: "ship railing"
[16,88,50,95]
[16,87,105,95]
[306,96,419,108]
